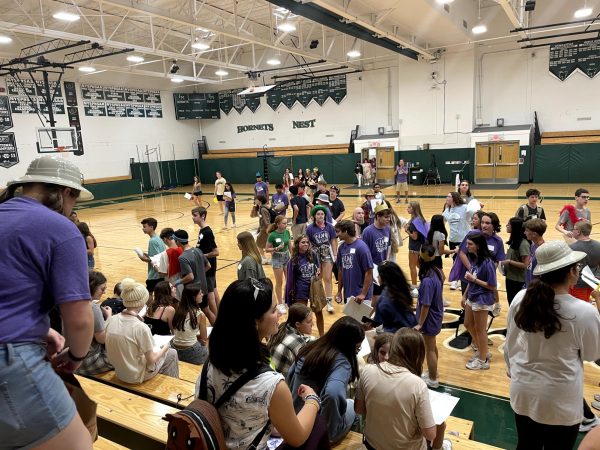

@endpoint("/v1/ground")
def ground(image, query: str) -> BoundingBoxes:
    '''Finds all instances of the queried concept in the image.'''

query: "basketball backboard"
[36,127,79,153]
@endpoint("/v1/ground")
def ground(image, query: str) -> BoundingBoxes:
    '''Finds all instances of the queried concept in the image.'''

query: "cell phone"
[361,316,377,324]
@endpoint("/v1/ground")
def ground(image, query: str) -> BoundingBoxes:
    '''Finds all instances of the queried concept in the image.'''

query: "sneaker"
[594,394,600,402]
[592,401,600,412]
[421,374,440,389]
[580,416,600,432]
[492,302,502,317]
[449,281,459,290]
[468,352,492,363]
[465,358,490,370]
[411,288,419,298]
[326,298,334,313]
[441,439,453,450]
[443,299,450,307]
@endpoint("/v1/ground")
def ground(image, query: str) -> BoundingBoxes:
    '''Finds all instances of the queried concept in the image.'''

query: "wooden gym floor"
[77,181,600,448]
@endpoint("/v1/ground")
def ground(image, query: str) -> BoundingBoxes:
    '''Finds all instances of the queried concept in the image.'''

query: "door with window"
[475,141,519,184]
[376,147,395,184]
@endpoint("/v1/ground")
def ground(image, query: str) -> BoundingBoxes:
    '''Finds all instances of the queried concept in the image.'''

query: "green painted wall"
[533,143,600,183]
[85,179,141,200]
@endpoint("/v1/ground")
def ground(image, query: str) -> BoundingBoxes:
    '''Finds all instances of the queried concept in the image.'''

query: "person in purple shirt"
[0,155,95,449]
[306,206,338,313]
[462,232,498,371]
[272,183,289,216]
[524,218,547,288]
[334,220,374,304]
[254,171,269,199]
[361,203,391,303]
[415,245,445,389]
[395,159,409,204]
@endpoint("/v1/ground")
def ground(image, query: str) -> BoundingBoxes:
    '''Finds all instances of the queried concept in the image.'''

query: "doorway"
[475,141,520,184]
[376,147,395,184]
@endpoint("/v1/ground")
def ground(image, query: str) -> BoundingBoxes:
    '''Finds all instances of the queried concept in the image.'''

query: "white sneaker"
[421,373,440,388]
[468,352,492,363]
[411,288,419,298]
[580,416,600,432]
[326,299,334,313]
[449,281,459,290]
[465,358,490,370]
[492,302,502,317]
[443,299,450,307]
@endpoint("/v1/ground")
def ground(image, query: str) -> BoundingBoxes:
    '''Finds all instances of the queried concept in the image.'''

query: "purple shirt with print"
[294,252,320,300]
[467,258,497,305]
[272,192,289,211]
[336,239,374,300]
[416,274,444,335]
[306,223,336,248]
[0,197,90,343]
[525,242,538,288]
[361,224,391,264]
[395,165,408,183]
[254,181,269,198]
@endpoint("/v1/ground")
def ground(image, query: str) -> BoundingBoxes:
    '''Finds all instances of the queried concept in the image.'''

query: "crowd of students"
[3,155,600,450]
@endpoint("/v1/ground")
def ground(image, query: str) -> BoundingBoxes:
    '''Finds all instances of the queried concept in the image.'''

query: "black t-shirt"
[290,195,309,224]
[197,226,217,277]
[330,198,345,220]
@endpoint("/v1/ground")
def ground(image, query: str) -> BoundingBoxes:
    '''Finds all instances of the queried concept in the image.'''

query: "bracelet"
[304,399,320,412]
[303,393,321,407]
[67,349,87,362]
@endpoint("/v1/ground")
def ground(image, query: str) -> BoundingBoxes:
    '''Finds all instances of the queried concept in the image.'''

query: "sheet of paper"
[184,193,192,200]
[582,266,600,289]
[139,305,147,317]
[372,264,380,286]
[343,298,373,323]
[153,334,174,352]
[134,247,145,258]
[357,335,371,359]
[428,390,460,425]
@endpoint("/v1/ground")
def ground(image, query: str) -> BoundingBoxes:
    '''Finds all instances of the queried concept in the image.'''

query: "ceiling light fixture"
[277,23,296,33]
[171,77,184,83]
[53,11,80,22]
[126,55,144,63]
[472,0,486,35]
[215,69,229,76]
[192,40,210,50]
[0,35,12,44]
[436,0,454,4]
[78,66,96,72]
[347,49,361,58]
[266,58,281,66]
[574,7,593,18]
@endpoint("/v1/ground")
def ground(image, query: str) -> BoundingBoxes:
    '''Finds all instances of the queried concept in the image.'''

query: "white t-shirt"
[505,291,600,425]
[215,177,227,195]
[105,314,154,384]
[194,364,284,450]
[432,231,446,256]
[356,362,435,450]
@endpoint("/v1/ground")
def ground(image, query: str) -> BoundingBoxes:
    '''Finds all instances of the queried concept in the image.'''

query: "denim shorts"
[0,342,76,448]
[272,251,291,269]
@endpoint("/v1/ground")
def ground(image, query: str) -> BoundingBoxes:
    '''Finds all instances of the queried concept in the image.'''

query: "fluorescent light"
[266,58,281,66]
[277,23,296,33]
[436,0,454,3]
[472,25,487,34]
[171,77,184,83]
[192,41,210,50]
[78,66,96,73]
[127,55,144,63]
[53,11,80,22]
[0,35,12,44]
[215,69,229,76]
[574,7,593,18]
[347,50,361,58]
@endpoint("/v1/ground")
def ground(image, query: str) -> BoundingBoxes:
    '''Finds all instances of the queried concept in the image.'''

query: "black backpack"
[262,205,278,224]
[164,363,272,450]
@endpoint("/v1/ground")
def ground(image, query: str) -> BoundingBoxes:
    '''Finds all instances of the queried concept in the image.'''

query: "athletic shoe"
[411,288,419,298]
[594,394,600,402]
[592,401,600,412]
[465,358,490,370]
[421,374,440,389]
[468,352,492,363]
[442,439,453,450]
[449,281,459,290]
[326,298,334,313]
[443,299,450,307]
[580,416,600,432]
[492,302,502,317]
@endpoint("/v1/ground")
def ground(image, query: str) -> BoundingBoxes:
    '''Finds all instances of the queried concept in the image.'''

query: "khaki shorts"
[466,299,494,312]
[291,222,307,240]
[396,182,408,192]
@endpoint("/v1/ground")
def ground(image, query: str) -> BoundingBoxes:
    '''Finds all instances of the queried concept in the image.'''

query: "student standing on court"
[523,218,547,288]
[352,206,367,238]
[0,155,94,450]
[236,231,266,280]
[362,159,372,187]
[254,171,269,199]
[354,161,363,187]
[556,187,591,240]
[223,182,237,228]
[138,217,166,300]
[373,183,385,202]
[266,215,291,305]
[361,203,392,304]
[253,195,272,263]
[193,207,220,308]
[192,175,203,207]
[505,241,600,449]
[362,189,378,225]
[569,221,600,301]
[515,188,545,222]
[405,201,429,295]
[395,159,409,204]
[443,192,476,290]
[271,183,289,217]
[329,185,346,221]
[213,171,227,214]
[290,185,310,239]
[500,218,530,305]
[334,219,374,304]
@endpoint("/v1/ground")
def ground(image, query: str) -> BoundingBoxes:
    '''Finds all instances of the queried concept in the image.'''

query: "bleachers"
[541,130,600,144]
[94,436,128,450]
[202,143,349,159]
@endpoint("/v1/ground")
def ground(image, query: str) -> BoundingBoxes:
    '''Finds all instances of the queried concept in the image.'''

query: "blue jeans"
[224,209,236,226]
[0,343,76,449]
[171,341,208,365]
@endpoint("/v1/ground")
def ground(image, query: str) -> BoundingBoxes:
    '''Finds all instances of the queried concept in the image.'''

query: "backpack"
[518,204,542,221]
[164,363,272,450]
[262,205,278,224]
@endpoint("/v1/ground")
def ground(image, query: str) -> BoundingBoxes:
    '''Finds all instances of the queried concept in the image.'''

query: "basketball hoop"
[56,146,66,153]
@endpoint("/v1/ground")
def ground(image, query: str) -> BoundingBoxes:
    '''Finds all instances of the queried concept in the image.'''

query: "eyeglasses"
[580,195,591,199]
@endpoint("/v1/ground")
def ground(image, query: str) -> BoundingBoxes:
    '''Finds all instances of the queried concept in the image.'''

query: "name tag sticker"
[531,215,537,219]
[487,245,495,252]
[238,264,242,270]
[384,237,389,243]
[275,238,281,243]
[200,233,204,240]
[350,248,356,254]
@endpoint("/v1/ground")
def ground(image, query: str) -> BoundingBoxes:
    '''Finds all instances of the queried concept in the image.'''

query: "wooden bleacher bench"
[94,436,128,450]
[90,371,195,407]
[179,360,201,383]
[77,376,175,444]
[541,130,600,145]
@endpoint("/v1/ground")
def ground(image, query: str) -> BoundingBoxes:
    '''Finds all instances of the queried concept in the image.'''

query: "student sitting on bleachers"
[195,278,320,450]
[287,316,364,444]
[105,279,179,383]
[77,270,114,376]
[143,280,176,336]
[102,280,126,315]
[170,283,208,365]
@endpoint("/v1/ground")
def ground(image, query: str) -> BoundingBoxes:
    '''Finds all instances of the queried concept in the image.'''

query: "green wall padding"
[85,179,141,200]
[533,143,600,183]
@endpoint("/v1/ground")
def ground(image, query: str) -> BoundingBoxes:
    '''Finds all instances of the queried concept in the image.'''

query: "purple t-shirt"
[336,239,374,300]
[467,258,497,305]
[416,274,444,336]
[293,252,320,300]
[306,223,336,249]
[254,181,268,198]
[0,197,90,343]
[525,242,538,288]
[459,231,506,262]
[395,166,408,183]
[361,224,391,264]
[272,192,289,211]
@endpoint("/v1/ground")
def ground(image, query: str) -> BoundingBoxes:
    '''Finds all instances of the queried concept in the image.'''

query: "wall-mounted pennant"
[0,96,13,131]
[0,132,18,168]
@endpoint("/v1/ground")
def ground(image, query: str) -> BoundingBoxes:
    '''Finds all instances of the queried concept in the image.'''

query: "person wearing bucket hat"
[254,172,269,199]
[361,189,378,226]
[315,193,334,224]
[0,155,95,448]
[105,279,179,384]
[306,205,338,313]
[505,241,600,447]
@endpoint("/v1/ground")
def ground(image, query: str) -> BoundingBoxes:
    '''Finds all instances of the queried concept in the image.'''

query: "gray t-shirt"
[559,208,591,231]
[179,247,209,293]
[89,302,106,357]
[570,239,600,288]
[237,256,266,281]
[506,239,531,283]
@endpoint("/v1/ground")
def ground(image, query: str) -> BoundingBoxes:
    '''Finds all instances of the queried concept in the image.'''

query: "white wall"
[0,82,202,186]
[200,67,398,150]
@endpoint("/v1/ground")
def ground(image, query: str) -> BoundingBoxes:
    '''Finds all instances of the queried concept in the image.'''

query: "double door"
[376,147,395,184]
[475,141,519,184]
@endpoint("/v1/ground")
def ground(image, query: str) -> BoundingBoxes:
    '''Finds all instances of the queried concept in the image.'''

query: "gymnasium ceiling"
[0,0,599,91]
